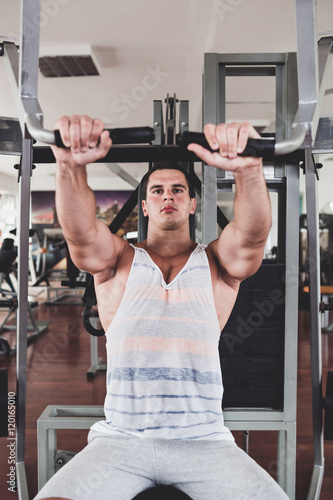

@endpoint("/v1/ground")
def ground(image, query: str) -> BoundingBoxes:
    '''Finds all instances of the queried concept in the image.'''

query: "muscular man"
[35,116,289,500]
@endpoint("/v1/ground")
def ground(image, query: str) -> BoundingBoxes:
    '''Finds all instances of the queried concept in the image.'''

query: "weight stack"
[219,262,285,410]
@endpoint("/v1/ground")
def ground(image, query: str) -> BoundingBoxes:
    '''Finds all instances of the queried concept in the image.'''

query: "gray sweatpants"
[34,430,290,500]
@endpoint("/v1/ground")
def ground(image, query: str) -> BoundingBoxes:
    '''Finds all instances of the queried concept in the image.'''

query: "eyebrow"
[149,183,187,191]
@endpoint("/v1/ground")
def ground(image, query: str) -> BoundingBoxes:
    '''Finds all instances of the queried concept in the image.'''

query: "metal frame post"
[278,52,299,495]
[16,137,33,500]
[304,151,325,500]
[202,53,220,244]
[2,1,43,498]
[293,0,332,147]
[203,52,299,499]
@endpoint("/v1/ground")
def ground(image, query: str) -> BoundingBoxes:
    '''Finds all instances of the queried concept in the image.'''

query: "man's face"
[142,169,196,231]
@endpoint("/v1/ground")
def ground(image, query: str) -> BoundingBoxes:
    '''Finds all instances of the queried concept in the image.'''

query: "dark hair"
[141,162,195,199]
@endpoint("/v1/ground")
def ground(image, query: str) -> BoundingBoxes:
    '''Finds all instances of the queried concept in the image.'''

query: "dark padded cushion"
[0,250,17,273]
[132,485,192,499]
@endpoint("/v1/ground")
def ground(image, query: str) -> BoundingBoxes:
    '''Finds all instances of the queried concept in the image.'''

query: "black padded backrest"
[219,261,285,410]
[0,238,17,274]
[132,485,192,500]
[1,238,14,252]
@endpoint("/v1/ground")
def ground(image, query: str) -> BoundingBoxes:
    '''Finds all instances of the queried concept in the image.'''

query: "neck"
[142,228,196,257]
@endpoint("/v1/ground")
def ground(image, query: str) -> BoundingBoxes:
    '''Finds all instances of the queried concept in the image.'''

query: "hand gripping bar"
[26,113,307,158]
[178,123,307,161]
[178,132,275,159]
[53,126,155,147]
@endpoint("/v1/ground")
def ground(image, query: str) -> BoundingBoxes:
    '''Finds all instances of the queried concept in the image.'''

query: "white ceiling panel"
[0,0,332,191]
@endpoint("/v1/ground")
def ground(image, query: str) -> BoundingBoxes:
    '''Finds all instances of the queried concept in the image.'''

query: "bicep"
[66,218,128,275]
[209,222,265,282]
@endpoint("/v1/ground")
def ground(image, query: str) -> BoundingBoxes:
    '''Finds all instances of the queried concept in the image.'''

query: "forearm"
[55,162,98,246]
[232,164,271,248]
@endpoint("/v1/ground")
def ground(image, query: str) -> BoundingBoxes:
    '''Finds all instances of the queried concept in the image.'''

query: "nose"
[164,189,174,201]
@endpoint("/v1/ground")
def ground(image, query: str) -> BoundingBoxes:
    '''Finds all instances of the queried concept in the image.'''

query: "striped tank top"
[91,243,233,441]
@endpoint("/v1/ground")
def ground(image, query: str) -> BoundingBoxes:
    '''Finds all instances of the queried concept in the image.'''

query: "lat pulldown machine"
[0,1,333,499]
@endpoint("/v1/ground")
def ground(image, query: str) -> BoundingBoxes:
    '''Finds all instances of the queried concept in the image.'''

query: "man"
[35,116,288,500]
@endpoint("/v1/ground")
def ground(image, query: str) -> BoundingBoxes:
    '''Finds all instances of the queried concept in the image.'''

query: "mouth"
[162,205,176,213]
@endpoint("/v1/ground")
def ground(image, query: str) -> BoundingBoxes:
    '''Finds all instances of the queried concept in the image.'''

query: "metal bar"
[278,52,299,500]
[179,100,189,136]
[3,44,44,141]
[293,0,333,147]
[304,150,325,500]
[206,53,286,65]
[284,422,297,495]
[153,100,163,145]
[306,465,325,500]
[13,2,43,498]
[2,41,19,85]
[32,142,306,165]
[16,138,33,500]
[277,431,286,491]
[108,187,139,234]
[225,67,276,77]
[202,53,219,244]
[294,0,318,104]
[274,123,307,155]
[105,163,139,188]
[293,38,333,148]
[27,118,309,156]
[32,144,205,164]
[16,462,29,500]
[313,115,333,153]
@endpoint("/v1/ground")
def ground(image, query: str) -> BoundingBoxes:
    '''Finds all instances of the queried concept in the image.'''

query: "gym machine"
[0,0,333,499]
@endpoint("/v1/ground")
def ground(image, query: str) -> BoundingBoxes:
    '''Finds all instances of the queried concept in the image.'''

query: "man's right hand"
[51,115,112,167]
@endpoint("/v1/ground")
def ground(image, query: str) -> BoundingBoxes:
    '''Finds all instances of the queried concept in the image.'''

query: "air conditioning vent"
[39,55,99,77]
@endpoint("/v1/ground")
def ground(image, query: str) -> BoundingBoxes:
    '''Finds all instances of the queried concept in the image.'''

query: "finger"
[79,115,94,152]
[188,142,263,172]
[237,121,259,154]
[96,130,112,158]
[214,124,228,157]
[203,123,219,150]
[187,142,227,168]
[89,119,105,148]
[56,116,71,148]
[68,115,82,153]
[225,122,240,158]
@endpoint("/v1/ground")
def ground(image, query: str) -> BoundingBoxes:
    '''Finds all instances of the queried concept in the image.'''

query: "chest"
[151,256,187,284]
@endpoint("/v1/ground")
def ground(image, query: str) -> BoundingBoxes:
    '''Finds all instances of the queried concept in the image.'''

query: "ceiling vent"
[39,45,100,77]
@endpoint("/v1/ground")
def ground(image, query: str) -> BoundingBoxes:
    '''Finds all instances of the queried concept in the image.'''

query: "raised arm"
[52,115,128,275]
[188,122,271,283]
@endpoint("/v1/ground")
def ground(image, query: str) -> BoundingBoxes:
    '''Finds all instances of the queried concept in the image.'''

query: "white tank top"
[91,243,233,441]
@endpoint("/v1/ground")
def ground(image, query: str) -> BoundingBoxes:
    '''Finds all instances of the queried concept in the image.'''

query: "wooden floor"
[0,285,332,500]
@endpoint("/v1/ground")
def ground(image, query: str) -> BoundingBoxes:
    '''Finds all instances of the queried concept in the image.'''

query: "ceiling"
[0,0,333,192]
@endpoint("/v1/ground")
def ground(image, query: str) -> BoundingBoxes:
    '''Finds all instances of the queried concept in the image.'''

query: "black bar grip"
[178,131,276,161]
[54,126,155,148]
[109,126,155,144]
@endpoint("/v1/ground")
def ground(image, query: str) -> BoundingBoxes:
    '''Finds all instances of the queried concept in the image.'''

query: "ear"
[142,199,148,217]
[190,197,196,215]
